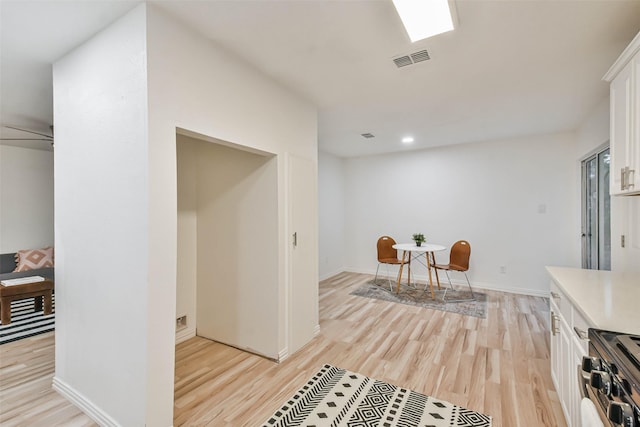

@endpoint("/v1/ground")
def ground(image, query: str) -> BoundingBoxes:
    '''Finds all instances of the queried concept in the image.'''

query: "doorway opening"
[581,145,611,270]
[175,130,280,358]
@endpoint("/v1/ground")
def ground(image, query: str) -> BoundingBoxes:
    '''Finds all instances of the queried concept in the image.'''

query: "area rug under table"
[350,280,487,319]
[0,296,55,345]
[262,364,491,427]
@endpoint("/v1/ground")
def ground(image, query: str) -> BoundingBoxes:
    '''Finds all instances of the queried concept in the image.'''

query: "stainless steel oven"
[579,329,640,426]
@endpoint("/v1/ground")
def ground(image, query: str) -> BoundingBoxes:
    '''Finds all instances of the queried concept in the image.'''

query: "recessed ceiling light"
[402,136,414,144]
[392,0,454,42]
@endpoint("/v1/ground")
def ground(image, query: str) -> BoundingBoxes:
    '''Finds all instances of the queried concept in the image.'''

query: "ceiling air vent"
[393,56,413,68]
[361,133,375,139]
[411,50,430,63]
[393,49,430,68]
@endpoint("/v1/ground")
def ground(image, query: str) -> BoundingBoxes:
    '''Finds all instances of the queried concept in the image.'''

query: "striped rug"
[0,296,55,345]
[262,364,492,426]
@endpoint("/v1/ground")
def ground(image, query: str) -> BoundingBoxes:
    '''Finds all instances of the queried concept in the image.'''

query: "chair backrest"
[449,240,471,271]
[376,236,398,261]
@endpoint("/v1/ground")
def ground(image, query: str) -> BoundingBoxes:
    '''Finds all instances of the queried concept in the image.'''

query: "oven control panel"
[582,348,640,427]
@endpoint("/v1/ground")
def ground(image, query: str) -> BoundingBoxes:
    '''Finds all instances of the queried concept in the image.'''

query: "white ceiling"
[1,0,640,156]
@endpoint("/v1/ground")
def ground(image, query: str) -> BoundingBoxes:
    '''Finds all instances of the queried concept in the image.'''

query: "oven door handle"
[578,364,590,399]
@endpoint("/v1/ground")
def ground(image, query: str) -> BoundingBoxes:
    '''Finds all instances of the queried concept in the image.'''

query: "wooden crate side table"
[0,279,54,325]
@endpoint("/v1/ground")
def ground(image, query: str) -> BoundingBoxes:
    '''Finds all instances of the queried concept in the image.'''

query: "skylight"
[392,0,454,42]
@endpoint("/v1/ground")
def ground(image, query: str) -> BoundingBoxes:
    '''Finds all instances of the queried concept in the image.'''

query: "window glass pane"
[585,157,598,269]
[581,146,611,271]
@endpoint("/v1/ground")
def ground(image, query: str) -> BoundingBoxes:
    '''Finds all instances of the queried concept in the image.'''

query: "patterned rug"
[350,280,487,318]
[0,296,55,345]
[262,364,492,426]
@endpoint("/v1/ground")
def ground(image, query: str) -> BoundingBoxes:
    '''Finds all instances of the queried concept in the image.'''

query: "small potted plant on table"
[412,233,425,247]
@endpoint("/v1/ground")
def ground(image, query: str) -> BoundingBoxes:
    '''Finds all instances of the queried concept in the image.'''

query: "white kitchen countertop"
[546,266,640,336]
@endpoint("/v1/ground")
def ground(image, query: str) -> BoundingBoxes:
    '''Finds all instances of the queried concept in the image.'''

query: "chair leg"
[375,263,396,292]
[442,270,475,302]
[430,253,441,290]
[441,270,453,300]
[431,269,453,291]
[464,272,475,298]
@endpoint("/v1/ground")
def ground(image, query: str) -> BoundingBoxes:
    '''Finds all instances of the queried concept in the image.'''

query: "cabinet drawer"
[550,280,571,323]
[572,307,592,354]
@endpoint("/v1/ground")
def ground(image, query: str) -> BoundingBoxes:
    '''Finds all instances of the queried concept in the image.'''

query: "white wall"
[576,98,610,156]
[318,151,345,280]
[52,5,149,426]
[342,132,579,295]
[176,137,197,343]
[0,145,54,253]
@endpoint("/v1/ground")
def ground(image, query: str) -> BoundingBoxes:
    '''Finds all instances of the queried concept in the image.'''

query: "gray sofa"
[0,253,54,282]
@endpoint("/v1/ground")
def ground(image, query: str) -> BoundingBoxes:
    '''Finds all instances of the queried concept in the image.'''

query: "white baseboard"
[314,324,321,336]
[53,376,119,427]
[342,267,549,298]
[175,326,196,344]
[467,280,549,298]
[345,266,397,280]
[319,268,346,281]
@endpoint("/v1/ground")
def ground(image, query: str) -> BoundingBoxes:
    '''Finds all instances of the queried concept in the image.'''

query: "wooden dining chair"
[433,240,475,301]
[375,236,404,291]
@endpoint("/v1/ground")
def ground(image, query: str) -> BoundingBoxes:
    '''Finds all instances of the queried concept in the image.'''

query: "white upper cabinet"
[604,31,640,196]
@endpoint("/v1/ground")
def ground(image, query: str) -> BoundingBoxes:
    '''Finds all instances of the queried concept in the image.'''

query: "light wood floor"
[0,272,566,426]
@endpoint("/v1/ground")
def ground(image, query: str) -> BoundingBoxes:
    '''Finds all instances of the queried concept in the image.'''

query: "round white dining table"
[392,243,447,299]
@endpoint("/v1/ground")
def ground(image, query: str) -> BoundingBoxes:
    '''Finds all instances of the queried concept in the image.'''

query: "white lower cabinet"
[550,280,593,427]
[560,317,573,423]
